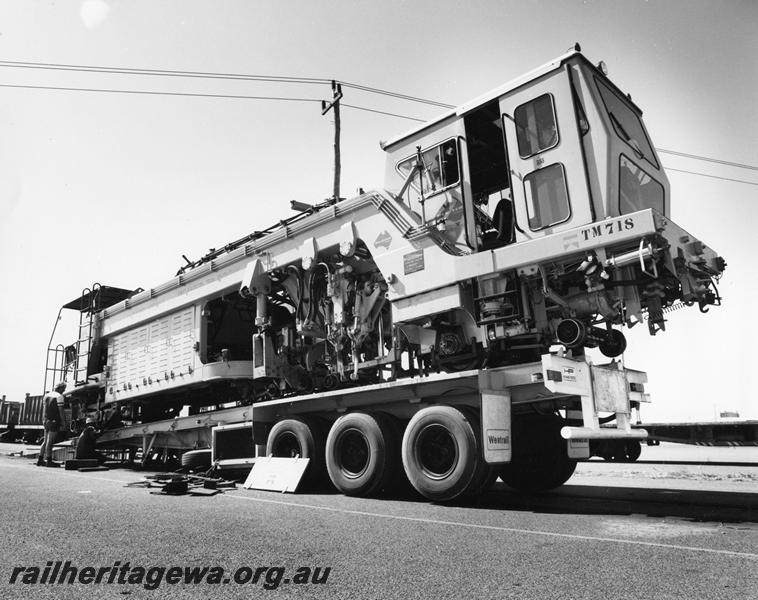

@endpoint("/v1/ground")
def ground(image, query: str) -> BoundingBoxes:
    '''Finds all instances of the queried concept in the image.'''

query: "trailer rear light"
[546,370,563,382]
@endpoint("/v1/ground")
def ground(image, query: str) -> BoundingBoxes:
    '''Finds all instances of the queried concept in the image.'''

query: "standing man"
[37,382,66,467]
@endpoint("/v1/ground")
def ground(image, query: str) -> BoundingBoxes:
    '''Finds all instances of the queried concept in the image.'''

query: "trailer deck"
[96,362,557,451]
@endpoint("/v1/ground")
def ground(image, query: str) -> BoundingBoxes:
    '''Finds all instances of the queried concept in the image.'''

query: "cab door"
[499,66,592,237]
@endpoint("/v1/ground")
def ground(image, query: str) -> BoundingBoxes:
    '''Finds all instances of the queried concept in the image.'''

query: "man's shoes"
[35,458,45,466]
[45,460,60,468]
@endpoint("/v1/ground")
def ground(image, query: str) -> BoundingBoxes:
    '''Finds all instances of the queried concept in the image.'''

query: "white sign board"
[243,457,310,493]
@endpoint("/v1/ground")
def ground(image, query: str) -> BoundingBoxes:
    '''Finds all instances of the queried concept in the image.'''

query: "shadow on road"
[292,476,758,526]
[453,482,758,525]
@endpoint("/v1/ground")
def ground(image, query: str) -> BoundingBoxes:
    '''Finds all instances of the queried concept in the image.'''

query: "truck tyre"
[325,412,398,497]
[457,407,496,496]
[498,414,577,492]
[401,405,478,502]
[181,448,212,470]
[462,456,496,496]
[266,417,327,487]
[477,466,499,493]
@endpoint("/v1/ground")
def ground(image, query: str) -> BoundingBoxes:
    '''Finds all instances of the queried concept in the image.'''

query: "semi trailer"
[0,395,46,444]
[42,47,725,500]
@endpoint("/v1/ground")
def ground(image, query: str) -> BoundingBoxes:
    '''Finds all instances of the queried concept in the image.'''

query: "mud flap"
[565,410,589,459]
[479,371,511,465]
[566,438,590,459]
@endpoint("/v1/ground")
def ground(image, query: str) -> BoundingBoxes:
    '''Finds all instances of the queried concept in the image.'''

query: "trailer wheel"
[457,407,496,496]
[181,448,212,471]
[266,417,326,486]
[402,405,478,502]
[498,414,577,492]
[325,412,398,496]
[476,466,499,494]
[461,455,496,496]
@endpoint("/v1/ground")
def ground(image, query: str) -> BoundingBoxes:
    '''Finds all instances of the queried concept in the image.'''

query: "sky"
[0,0,756,422]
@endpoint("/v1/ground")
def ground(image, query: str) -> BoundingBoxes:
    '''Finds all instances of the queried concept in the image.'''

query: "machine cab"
[381,48,670,255]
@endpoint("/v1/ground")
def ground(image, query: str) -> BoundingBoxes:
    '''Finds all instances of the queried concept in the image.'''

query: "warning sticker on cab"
[403,249,424,275]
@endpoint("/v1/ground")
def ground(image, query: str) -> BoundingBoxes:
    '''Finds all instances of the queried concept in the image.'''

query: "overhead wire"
[0,82,324,104]
[0,83,428,122]
[341,103,425,122]
[656,148,758,173]
[0,59,332,85]
[663,167,758,187]
[1,59,756,182]
[0,59,450,108]
[339,82,454,109]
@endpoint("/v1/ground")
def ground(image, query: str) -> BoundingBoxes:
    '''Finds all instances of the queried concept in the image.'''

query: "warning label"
[403,249,424,275]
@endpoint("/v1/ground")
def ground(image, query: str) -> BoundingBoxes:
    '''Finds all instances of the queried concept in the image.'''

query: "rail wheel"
[401,405,479,501]
[598,439,642,462]
[615,440,642,462]
[325,412,399,496]
[266,417,326,486]
[626,440,642,462]
[498,414,577,492]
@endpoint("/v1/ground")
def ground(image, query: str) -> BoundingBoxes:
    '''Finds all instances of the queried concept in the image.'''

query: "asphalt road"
[1,446,757,600]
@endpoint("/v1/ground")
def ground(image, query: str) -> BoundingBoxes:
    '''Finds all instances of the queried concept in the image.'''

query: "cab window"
[524,163,570,230]
[514,94,559,158]
[396,139,460,198]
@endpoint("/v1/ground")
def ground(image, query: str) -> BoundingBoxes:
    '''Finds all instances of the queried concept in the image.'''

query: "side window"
[524,163,570,230]
[396,139,460,198]
[514,94,559,158]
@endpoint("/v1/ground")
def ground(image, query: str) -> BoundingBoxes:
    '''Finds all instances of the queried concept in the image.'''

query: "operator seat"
[481,197,514,248]
[493,197,514,242]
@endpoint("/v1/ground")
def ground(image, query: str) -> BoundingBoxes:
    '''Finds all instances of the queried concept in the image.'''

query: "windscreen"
[619,155,664,215]
[595,77,658,169]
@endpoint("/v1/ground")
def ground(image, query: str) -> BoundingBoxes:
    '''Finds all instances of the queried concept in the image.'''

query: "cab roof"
[380,47,583,151]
